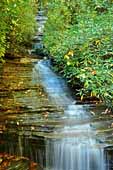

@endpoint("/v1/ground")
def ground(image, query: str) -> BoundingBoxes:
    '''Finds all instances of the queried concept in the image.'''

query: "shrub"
[43,0,113,107]
[0,0,37,60]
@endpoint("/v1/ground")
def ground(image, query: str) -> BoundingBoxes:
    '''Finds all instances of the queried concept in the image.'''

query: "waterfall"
[34,60,107,170]
[46,138,106,170]
[34,60,74,106]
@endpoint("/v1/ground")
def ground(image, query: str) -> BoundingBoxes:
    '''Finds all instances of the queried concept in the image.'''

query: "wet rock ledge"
[0,153,41,170]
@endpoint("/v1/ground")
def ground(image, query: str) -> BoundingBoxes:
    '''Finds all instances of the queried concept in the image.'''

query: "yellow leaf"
[68,50,74,56]
[91,91,96,97]
[64,55,69,60]
[81,95,83,101]
[95,40,101,45]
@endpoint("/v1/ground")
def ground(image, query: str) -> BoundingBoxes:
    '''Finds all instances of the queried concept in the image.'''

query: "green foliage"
[0,0,37,61]
[43,0,113,106]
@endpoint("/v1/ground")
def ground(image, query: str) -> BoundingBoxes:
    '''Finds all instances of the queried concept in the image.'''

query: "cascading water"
[0,8,111,170]
[46,138,106,170]
[34,60,73,107]
[34,60,108,170]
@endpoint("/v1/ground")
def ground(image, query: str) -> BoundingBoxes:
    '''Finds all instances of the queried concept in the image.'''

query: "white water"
[46,139,106,170]
[34,60,107,170]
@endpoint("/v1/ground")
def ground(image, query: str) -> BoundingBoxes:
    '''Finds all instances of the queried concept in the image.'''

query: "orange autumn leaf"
[91,70,96,75]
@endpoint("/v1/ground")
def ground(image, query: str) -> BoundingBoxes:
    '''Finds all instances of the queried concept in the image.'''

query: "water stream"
[34,60,108,170]
[0,9,112,170]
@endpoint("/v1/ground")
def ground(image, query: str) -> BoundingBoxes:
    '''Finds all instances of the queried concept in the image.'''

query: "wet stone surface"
[0,58,58,168]
[1,7,113,170]
[0,153,41,170]
[0,58,113,170]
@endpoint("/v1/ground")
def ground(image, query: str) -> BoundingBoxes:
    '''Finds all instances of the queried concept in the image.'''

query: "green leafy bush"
[43,0,113,107]
[0,0,37,60]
